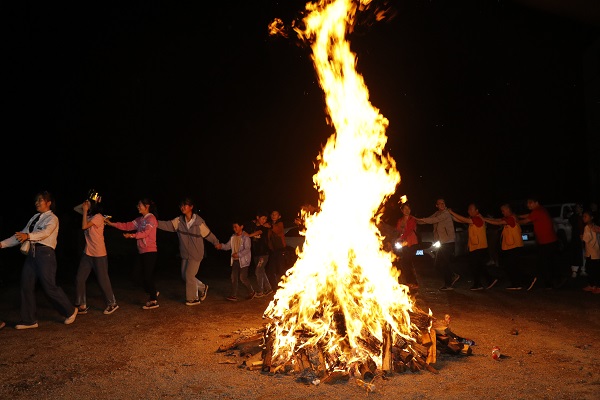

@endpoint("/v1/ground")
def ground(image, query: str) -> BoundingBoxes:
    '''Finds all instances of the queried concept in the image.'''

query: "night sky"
[3,0,600,238]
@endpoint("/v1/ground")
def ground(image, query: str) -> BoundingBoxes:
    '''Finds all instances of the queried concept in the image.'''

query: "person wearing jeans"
[0,191,78,329]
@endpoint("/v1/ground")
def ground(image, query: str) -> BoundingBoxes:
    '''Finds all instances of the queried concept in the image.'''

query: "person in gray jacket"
[416,198,461,291]
[158,197,220,306]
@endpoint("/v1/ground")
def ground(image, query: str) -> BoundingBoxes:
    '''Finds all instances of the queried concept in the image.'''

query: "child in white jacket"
[216,220,255,301]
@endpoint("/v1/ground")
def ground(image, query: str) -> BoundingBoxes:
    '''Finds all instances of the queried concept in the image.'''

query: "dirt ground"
[1,251,600,400]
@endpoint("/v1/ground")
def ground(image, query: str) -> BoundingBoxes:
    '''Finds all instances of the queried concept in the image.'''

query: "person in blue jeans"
[0,191,78,329]
[246,211,273,297]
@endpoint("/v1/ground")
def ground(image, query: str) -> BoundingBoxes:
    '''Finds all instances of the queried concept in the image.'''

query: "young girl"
[581,210,600,294]
[106,198,159,309]
[74,195,119,314]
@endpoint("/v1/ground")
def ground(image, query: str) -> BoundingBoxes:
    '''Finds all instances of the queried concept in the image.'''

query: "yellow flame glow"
[264,0,414,370]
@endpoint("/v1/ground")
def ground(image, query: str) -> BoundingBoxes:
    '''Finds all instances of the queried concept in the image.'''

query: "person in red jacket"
[519,197,565,289]
[396,202,419,289]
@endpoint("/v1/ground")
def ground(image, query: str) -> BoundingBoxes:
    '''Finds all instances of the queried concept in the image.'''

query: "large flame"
[264,0,415,371]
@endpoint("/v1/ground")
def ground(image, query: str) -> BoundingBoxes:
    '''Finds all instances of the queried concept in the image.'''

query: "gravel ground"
[1,253,599,399]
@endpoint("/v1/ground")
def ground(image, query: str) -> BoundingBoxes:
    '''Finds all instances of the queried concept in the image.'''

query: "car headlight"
[432,241,441,248]
[394,241,402,250]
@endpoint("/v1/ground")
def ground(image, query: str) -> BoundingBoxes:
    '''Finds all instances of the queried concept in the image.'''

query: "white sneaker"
[200,285,209,302]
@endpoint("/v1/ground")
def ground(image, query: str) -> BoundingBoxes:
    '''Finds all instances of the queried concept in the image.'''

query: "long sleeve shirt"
[0,211,59,250]
[111,213,158,254]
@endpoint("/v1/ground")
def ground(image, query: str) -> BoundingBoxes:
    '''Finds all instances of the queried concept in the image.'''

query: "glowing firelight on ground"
[263,0,423,373]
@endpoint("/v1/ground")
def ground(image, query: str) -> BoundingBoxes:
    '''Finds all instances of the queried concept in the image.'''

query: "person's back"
[526,204,558,245]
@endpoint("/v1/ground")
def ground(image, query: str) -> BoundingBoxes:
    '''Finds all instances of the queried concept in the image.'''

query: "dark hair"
[140,197,158,217]
[256,210,268,218]
[179,197,195,207]
[88,199,104,215]
[400,202,411,211]
[36,190,56,212]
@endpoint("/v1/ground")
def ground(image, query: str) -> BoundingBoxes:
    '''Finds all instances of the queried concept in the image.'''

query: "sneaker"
[439,286,454,291]
[254,292,265,298]
[527,277,537,291]
[103,304,119,315]
[470,286,484,291]
[15,322,38,330]
[77,305,89,315]
[200,285,209,302]
[486,279,499,290]
[64,308,78,325]
[263,289,273,296]
[142,300,159,310]
[505,286,522,290]
[226,296,238,302]
[451,273,460,287]
[186,299,201,306]
[247,291,256,300]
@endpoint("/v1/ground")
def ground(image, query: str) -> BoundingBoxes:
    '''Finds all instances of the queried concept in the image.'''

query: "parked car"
[544,203,577,245]
[283,225,305,253]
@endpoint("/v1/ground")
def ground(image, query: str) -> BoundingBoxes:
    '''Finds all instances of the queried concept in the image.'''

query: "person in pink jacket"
[106,197,159,309]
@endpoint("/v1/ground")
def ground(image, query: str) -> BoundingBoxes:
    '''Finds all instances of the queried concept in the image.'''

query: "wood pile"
[216,307,472,385]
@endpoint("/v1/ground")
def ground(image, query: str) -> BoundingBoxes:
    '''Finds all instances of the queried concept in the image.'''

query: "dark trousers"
[400,246,419,285]
[501,247,525,287]
[269,249,287,287]
[537,241,562,288]
[21,245,74,324]
[468,248,492,288]
[585,257,600,287]
[138,252,158,300]
[436,242,456,286]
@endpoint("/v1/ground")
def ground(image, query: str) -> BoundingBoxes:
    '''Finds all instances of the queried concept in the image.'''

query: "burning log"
[381,324,393,373]
[321,370,350,384]
[217,332,264,353]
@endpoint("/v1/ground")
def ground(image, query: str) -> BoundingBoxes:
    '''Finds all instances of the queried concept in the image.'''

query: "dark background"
[2,0,600,273]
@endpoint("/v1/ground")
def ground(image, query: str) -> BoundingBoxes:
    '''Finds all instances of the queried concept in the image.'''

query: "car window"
[284,227,301,237]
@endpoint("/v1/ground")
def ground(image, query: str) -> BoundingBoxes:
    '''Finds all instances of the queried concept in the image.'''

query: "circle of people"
[395,197,600,294]
[0,190,292,330]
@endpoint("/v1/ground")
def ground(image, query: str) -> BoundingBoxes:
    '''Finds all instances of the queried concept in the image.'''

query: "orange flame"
[264,0,415,370]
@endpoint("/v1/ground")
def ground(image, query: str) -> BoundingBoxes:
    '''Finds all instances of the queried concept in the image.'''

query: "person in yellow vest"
[449,203,497,291]
[484,203,532,290]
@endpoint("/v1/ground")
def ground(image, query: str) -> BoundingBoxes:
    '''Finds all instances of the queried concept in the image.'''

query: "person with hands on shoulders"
[106,197,159,310]
[448,203,497,291]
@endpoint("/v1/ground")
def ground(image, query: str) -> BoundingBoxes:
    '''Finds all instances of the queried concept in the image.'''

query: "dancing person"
[246,211,273,297]
[267,210,287,286]
[415,198,460,291]
[216,219,255,301]
[484,203,528,290]
[448,203,497,291]
[396,202,419,289]
[73,194,119,315]
[568,203,585,278]
[518,197,564,289]
[581,210,600,293]
[157,197,219,306]
[0,191,77,329]
[106,197,159,309]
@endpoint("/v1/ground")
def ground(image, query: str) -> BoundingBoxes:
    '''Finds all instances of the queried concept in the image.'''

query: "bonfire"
[218,0,472,386]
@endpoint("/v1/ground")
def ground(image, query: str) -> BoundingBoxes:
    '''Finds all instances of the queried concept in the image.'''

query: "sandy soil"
[1,251,599,400]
